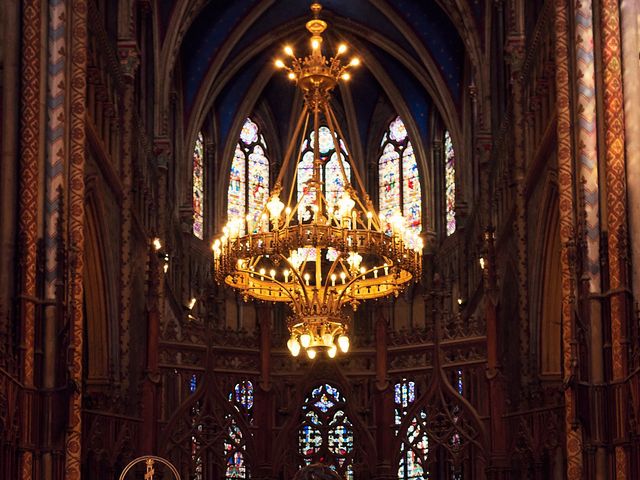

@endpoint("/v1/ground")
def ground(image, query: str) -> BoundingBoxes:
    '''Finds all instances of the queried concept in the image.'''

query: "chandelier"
[213,3,423,358]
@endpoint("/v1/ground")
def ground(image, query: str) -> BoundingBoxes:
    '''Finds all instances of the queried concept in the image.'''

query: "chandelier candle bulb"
[331,274,336,286]
[284,45,294,56]
[338,335,350,353]
[307,348,317,360]
[337,44,347,54]
[328,345,337,358]
[300,334,311,349]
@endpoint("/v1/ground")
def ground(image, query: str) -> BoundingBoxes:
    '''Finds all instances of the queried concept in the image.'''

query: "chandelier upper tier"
[213,3,423,359]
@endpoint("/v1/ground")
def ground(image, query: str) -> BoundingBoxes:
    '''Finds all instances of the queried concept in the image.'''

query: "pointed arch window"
[444,130,456,236]
[394,379,429,480]
[193,132,205,239]
[228,118,270,234]
[298,383,354,480]
[297,126,350,222]
[379,117,422,235]
[225,380,254,480]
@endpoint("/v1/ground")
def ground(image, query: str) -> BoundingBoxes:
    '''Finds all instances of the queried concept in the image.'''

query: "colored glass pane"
[379,143,400,234]
[297,151,319,222]
[228,118,270,236]
[234,381,254,410]
[398,410,429,480]
[310,126,335,154]
[228,146,247,233]
[402,142,421,234]
[456,370,463,396]
[190,374,198,393]
[389,116,408,143]
[248,145,269,233]
[240,117,259,144]
[444,130,456,236]
[325,152,350,209]
[193,132,205,239]
[299,384,354,480]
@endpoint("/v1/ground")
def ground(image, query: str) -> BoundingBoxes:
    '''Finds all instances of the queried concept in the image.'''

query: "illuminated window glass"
[225,381,254,480]
[394,380,428,480]
[298,384,354,480]
[297,127,349,222]
[444,130,456,236]
[227,118,270,234]
[193,132,205,239]
[379,117,422,235]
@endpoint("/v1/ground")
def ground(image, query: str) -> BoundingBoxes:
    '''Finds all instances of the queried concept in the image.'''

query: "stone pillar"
[373,315,394,480]
[18,0,42,477]
[0,0,20,366]
[600,0,631,476]
[620,1,640,304]
[117,39,140,397]
[255,308,274,479]
[555,0,584,476]
[64,1,88,479]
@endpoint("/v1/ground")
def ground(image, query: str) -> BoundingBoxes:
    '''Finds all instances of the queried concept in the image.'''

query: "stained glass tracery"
[227,118,270,234]
[394,379,429,480]
[378,117,422,235]
[225,381,254,480]
[444,130,456,236]
[193,132,205,239]
[297,127,349,221]
[298,384,354,480]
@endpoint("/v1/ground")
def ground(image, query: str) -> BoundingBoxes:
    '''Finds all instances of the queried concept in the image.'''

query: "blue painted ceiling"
[176,0,468,154]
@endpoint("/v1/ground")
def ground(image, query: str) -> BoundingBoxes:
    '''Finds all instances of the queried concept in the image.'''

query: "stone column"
[555,0,584,477]
[620,1,640,304]
[117,39,140,397]
[600,0,631,476]
[373,315,394,480]
[18,1,42,477]
[64,1,88,479]
[0,0,20,366]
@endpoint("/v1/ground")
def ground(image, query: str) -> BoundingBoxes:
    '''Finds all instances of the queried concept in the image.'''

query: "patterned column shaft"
[620,1,640,333]
[600,0,630,476]
[18,0,42,477]
[554,0,584,477]
[64,0,87,478]
[574,0,600,291]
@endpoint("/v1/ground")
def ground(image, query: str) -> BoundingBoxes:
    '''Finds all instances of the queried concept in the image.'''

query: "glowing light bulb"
[300,334,311,348]
[284,269,291,282]
[284,45,294,56]
[327,345,337,358]
[341,73,351,81]
[322,333,334,346]
[338,335,350,353]
[275,59,285,69]
[338,44,347,54]
[290,339,301,357]
[187,298,196,310]
[307,348,317,359]
[350,57,360,66]
[267,196,285,219]
[311,39,320,50]
[479,257,486,269]
[270,269,276,278]
[152,238,162,251]
[340,272,346,284]
[288,72,296,80]
[259,268,266,277]
[331,274,337,286]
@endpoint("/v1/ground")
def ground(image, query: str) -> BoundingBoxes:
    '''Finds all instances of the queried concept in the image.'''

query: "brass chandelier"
[213,3,423,358]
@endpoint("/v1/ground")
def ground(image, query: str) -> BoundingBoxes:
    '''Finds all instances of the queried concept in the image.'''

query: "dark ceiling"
[161,0,480,158]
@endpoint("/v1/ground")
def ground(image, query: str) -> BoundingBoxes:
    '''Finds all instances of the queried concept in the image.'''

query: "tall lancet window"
[193,132,205,239]
[228,118,270,234]
[444,130,456,236]
[394,380,429,480]
[298,384,354,480]
[297,126,350,222]
[378,117,422,235]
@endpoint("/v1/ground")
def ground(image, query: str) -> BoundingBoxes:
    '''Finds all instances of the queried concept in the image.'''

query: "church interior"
[1,0,640,479]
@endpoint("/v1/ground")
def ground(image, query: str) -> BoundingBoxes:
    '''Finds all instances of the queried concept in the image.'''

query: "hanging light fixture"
[213,3,423,358]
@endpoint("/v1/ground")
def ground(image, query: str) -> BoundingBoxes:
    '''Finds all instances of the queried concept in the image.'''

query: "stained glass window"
[298,384,354,480]
[297,126,349,222]
[225,381,254,480]
[190,374,198,394]
[444,130,456,236]
[379,117,422,236]
[227,118,270,234]
[193,132,205,239]
[394,380,429,480]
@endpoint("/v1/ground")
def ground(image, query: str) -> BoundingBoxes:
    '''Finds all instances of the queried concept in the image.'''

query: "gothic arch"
[271,361,376,478]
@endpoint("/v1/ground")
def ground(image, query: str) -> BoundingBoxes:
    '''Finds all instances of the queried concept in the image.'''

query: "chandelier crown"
[214,3,423,359]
